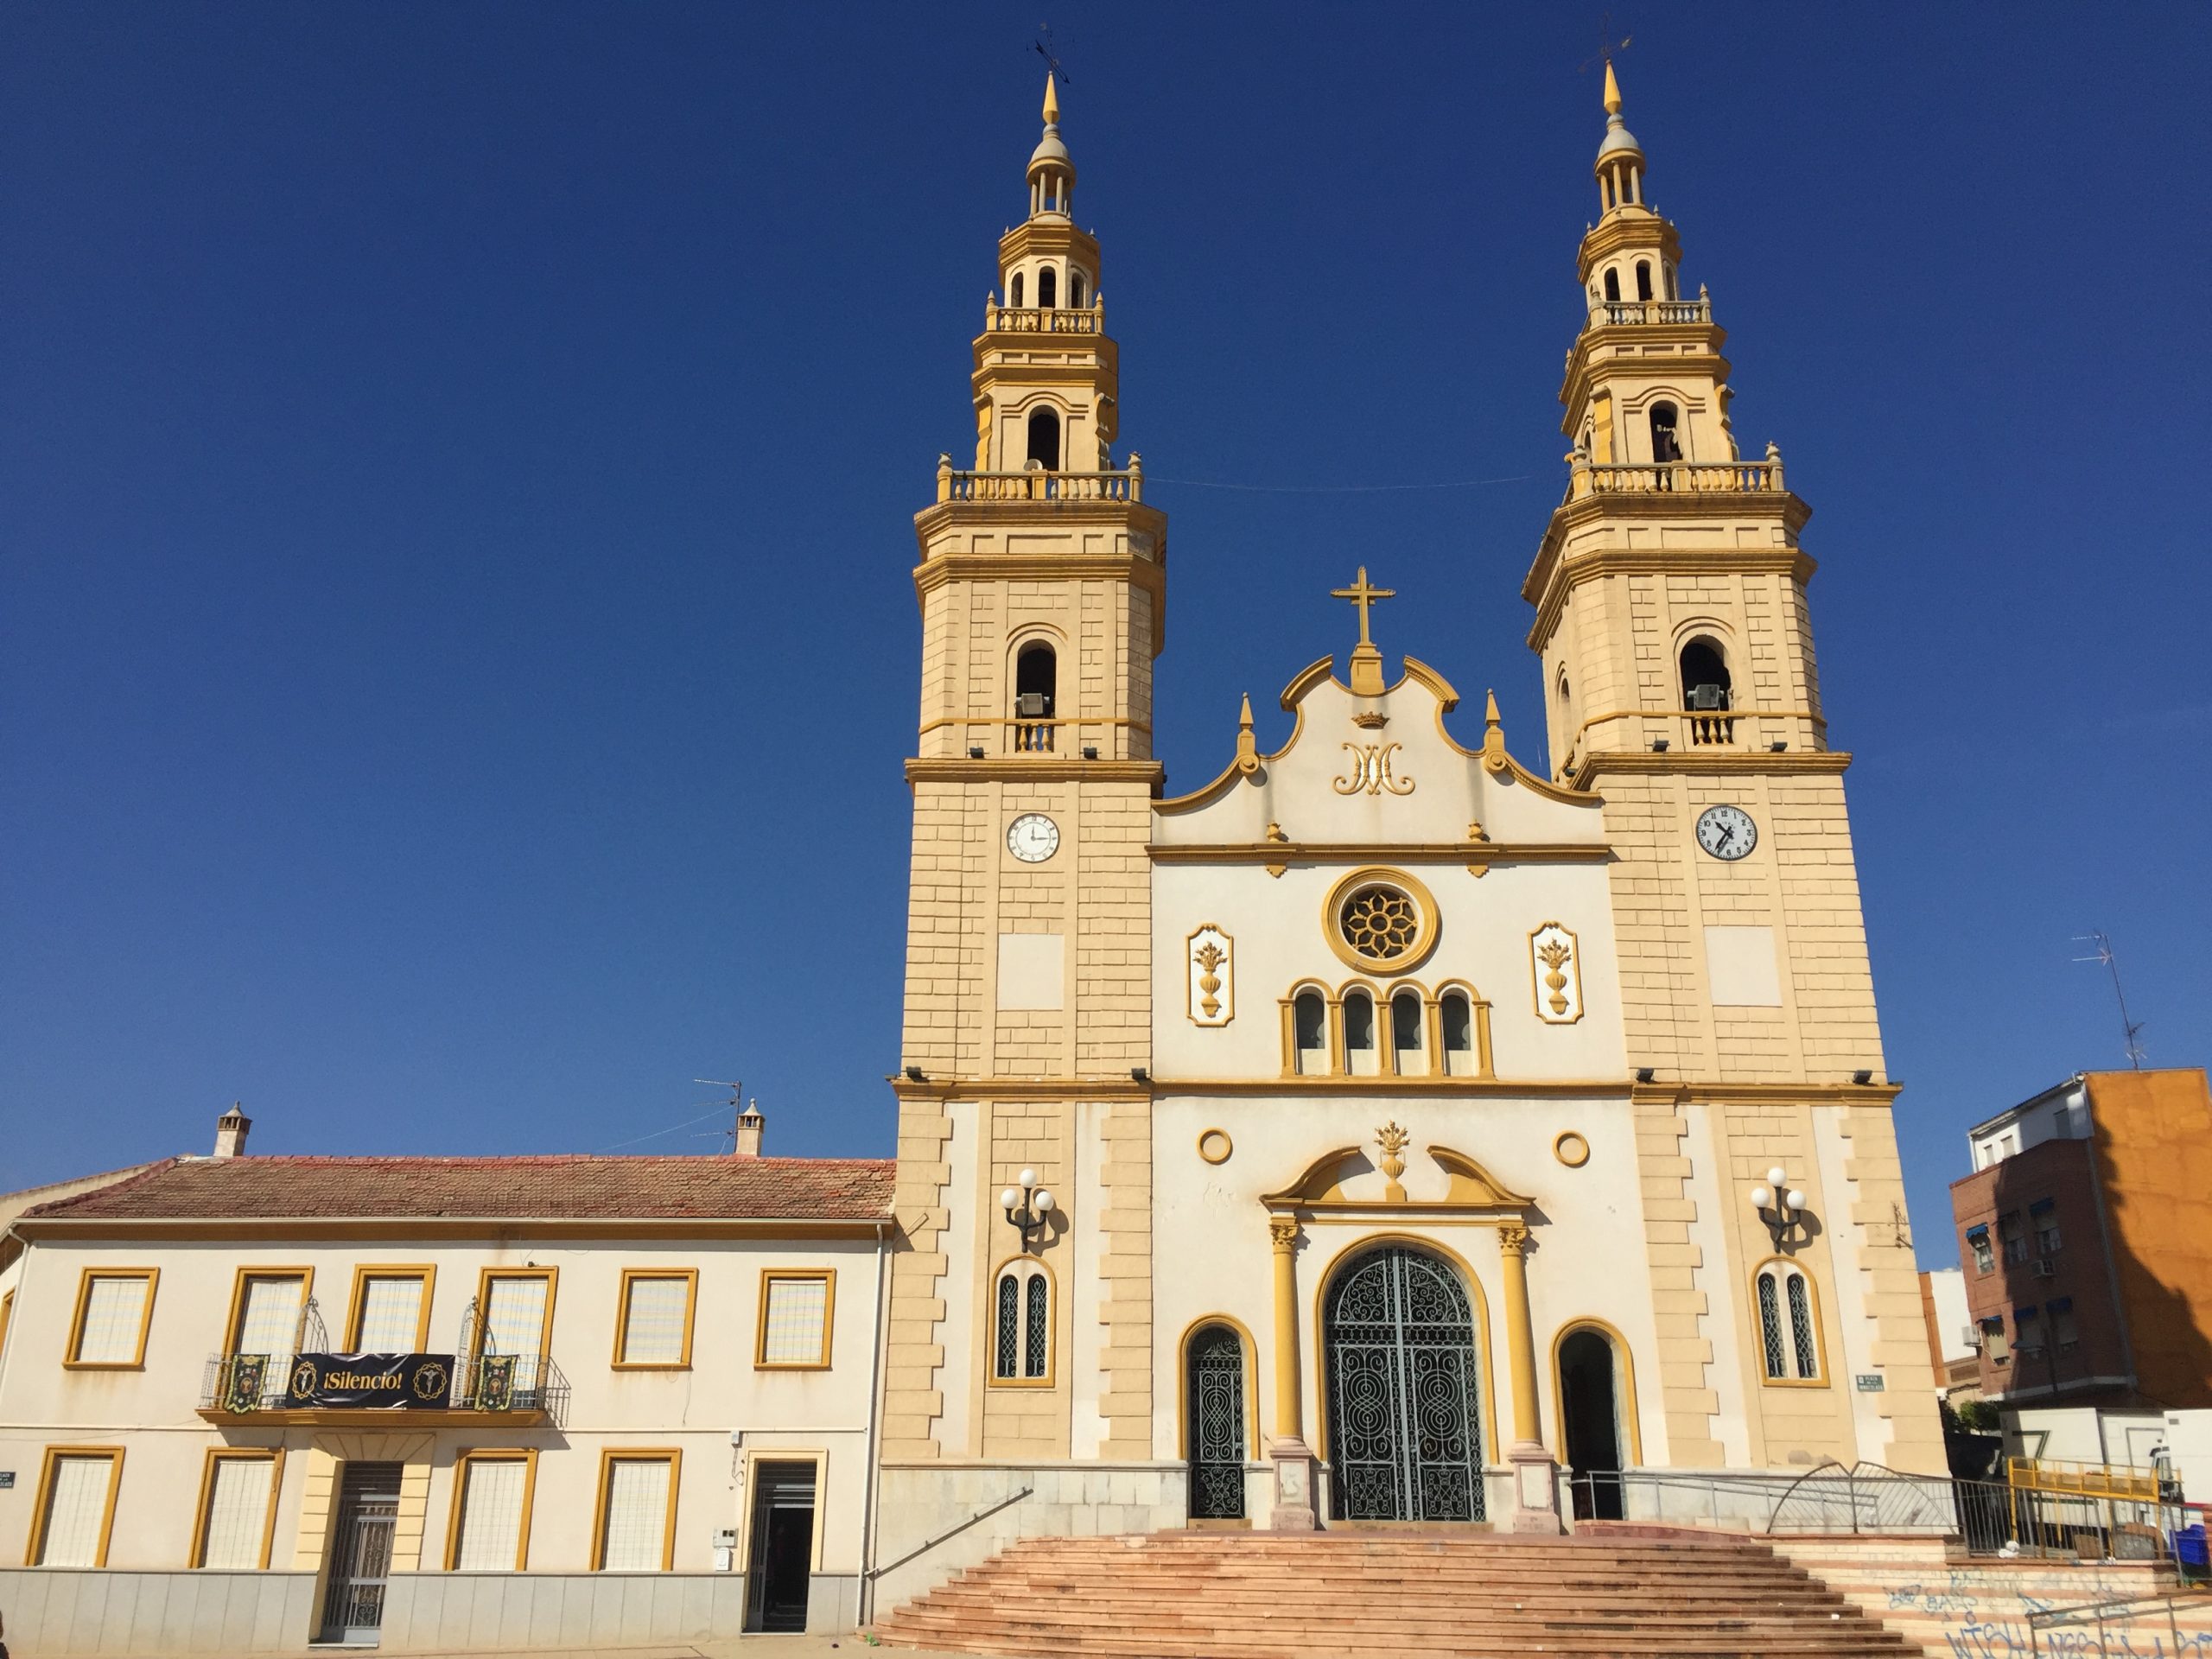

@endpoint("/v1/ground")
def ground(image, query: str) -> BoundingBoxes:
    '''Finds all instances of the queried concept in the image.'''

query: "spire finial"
[1236,694,1259,773]
[1042,70,1059,128]
[1602,60,1622,116]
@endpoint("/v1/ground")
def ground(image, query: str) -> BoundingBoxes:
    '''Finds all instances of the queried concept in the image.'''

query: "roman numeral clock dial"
[1007,812,1059,863]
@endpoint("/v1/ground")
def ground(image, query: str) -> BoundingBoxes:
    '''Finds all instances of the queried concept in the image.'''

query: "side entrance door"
[320,1461,404,1644]
[744,1460,817,1633]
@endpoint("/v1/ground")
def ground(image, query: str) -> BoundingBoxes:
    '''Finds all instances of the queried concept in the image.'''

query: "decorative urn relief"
[1186,923,1234,1027]
[1529,921,1584,1025]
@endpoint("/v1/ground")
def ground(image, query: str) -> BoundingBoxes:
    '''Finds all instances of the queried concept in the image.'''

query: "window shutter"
[620,1277,690,1364]
[200,1457,273,1568]
[600,1459,671,1571]
[761,1276,828,1365]
[77,1277,150,1363]
[354,1276,423,1351]
[38,1455,114,1566]
[454,1458,528,1570]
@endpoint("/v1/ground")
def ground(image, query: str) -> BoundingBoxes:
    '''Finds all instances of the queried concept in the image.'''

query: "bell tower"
[1522,67,1944,1476]
[882,77,1165,1471]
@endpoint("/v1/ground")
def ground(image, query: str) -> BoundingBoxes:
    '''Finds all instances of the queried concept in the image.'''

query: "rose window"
[1338,886,1421,963]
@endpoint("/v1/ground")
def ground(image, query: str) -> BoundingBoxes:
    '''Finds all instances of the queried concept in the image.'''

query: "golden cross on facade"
[1331,566,1395,646]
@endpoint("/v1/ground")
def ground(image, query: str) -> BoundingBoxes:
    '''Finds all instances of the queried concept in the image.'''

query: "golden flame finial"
[1602,60,1623,116]
[1042,71,1060,127]
[1235,694,1259,773]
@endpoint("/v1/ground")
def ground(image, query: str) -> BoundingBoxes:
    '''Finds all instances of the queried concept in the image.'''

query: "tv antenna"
[1033,24,1071,87]
[694,1078,746,1150]
[1579,13,1632,77]
[2069,933,2145,1069]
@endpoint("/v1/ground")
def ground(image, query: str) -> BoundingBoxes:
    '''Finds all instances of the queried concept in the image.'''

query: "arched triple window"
[1754,1261,1823,1383]
[1440,990,1478,1077]
[1389,989,1426,1076]
[1291,988,1328,1076]
[993,1263,1052,1383]
[1036,266,1058,309]
[1342,990,1377,1077]
[1008,271,1025,308]
[1649,400,1682,463]
[1026,406,1061,470]
[1603,268,1621,303]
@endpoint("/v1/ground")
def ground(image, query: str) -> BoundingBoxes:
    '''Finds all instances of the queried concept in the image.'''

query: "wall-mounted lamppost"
[1750,1165,1808,1246]
[1000,1167,1056,1254]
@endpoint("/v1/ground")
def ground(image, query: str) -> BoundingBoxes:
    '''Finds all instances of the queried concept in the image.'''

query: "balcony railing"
[986,304,1103,334]
[1557,707,1827,779]
[936,463,1143,504]
[200,1351,569,1427]
[1564,457,1784,502]
[1589,298,1711,327]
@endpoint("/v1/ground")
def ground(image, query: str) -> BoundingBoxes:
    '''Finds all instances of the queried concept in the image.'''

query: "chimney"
[213,1103,252,1160]
[733,1099,765,1159]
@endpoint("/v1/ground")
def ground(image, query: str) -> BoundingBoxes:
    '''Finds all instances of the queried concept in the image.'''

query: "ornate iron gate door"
[1186,1325,1247,1518]
[1325,1247,1484,1521]
[321,1461,403,1643]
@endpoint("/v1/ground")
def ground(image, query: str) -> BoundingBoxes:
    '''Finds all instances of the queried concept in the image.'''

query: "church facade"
[874,68,1942,1599]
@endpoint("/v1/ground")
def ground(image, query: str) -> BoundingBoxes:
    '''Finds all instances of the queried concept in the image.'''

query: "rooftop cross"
[1331,566,1395,647]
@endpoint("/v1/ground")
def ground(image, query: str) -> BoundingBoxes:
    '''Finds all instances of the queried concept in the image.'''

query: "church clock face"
[1695,804,1757,861]
[1007,812,1060,863]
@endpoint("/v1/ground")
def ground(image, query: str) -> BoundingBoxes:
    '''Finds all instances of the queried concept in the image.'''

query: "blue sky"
[4,5,2207,1264]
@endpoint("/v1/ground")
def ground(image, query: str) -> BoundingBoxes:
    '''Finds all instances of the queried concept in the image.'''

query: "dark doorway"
[1186,1324,1247,1518]
[746,1460,817,1634]
[1026,406,1060,469]
[320,1461,404,1643]
[1559,1329,1624,1520]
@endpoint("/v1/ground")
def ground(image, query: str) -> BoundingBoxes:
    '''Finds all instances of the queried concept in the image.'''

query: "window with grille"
[992,1267,1051,1382]
[757,1273,831,1368]
[480,1274,551,1357]
[2031,1199,2062,1255]
[71,1272,156,1366]
[2014,1306,2045,1356]
[1755,1263,1822,1382]
[451,1454,531,1570]
[198,1453,276,1568]
[232,1274,305,1365]
[596,1455,674,1571]
[617,1272,694,1367]
[35,1451,119,1566]
[351,1273,427,1351]
[1999,1212,2029,1264]
[1967,1224,1994,1274]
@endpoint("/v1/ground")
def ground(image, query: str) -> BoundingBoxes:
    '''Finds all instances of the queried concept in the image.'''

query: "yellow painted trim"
[1162,1074,1637,1097]
[613,1268,699,1370]
[1197,1128,1234,1166]
[917,715,1152,737]
[1425,1146,1536,1208]
[1554,1131,1591,1168]
[15,1216,891,1244]
[0,1288,13,1363]
[985,1255,1056,1389]
[1431,979,1496,1078]
[473,1267,558,1358]
[754,1268,836,1370]
[1573,749,1852,783]
[1277,655,1339,709]
[1568,706,1827,747]
[589,1448,682,1572]
[1153,698,1308,816]
[1322,867,1441,975]
[1150,840,1606,867]
[1174,1314,1261,1463]
[190,1446,285,1569]
[1394,655,1462,709]
[1335,977,1384,1076]
[445,1447,539,1571]
[64,1267,160,1369]
[737,1447,830,1573]
[220,1265,316,1357]
[26,1445,124,1566]
[1280,981,1334,1077]
[1307,1235,1498,1470]
[1751,1255,1832,1389]
[1548,1319,1644,1468]
[904,757,1163,786]
[343,1265,436,1351]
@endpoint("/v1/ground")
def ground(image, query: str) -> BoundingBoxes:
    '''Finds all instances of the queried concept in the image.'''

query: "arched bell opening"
[1025,406,1061,470]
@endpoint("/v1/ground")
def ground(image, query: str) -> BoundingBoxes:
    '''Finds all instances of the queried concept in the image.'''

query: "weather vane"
[1579,12,1632,76]
[1033,24,1070,87]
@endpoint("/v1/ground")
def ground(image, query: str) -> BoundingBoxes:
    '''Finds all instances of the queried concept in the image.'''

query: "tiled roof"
[22,1154,896,1223]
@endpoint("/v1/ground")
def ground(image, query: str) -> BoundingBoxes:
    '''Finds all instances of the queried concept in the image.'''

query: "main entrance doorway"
[320,1461,404,1644]
[1559,1327,1625,1519]
[1324,1245,1484,1521]
[744,1460,817,1634]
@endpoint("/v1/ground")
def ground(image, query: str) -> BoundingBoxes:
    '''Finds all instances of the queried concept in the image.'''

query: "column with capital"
[1497,1221,1564,1532]
[1265,1215,1318,1530]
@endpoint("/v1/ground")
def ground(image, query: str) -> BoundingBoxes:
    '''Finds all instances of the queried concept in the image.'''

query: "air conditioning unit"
[1014,693,1049,718]
[2031,1259,2057,1278]
[1962,1325,1983,1350]
[1687,684,1729,711]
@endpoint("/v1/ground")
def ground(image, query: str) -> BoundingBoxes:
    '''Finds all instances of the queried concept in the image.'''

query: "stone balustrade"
[1565,457,1783,500]
[1588,297,1712,327]
[986,304,1103,334]
[936,461,1143,504]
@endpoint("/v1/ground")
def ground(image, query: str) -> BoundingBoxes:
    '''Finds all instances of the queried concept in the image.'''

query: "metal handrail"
[865,1484,1033,1581]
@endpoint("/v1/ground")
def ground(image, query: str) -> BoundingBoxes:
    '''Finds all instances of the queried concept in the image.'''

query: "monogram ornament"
[1333,741,1415,797]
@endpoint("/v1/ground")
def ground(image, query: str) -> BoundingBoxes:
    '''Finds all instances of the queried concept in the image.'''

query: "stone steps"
[874,1529,1925,1658]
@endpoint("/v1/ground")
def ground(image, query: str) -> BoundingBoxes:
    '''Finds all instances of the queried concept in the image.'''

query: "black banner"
[286,1352,454,1409]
